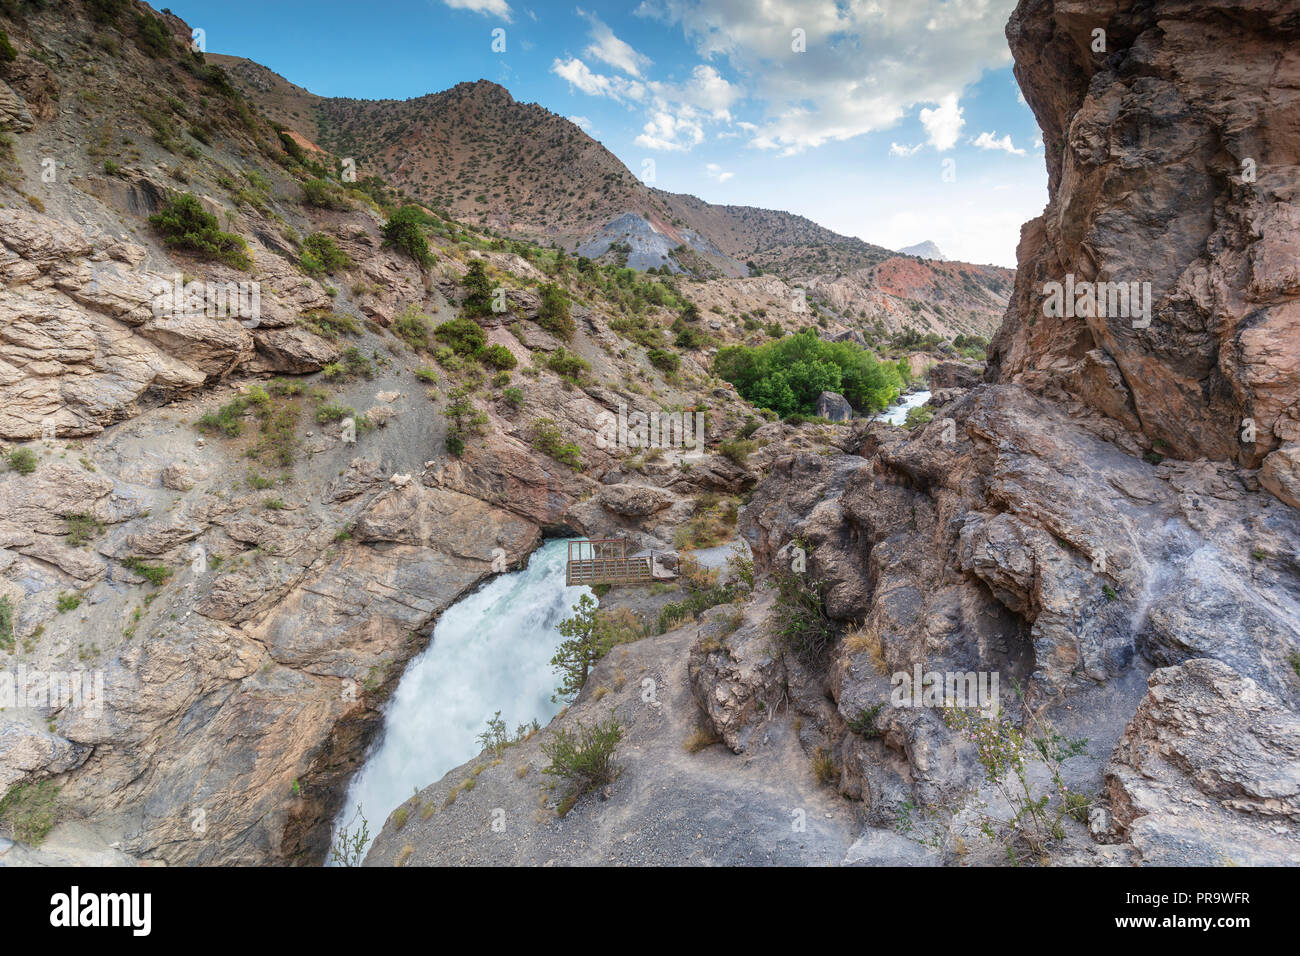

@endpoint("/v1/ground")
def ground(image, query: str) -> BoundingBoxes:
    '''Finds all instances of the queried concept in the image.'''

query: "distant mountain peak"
[897,240,946,260]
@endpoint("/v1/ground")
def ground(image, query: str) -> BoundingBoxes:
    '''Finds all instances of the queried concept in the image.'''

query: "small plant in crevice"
[330,806,370,867]
[0,595,13,652]
[770,564,837,665]
[847,703,884,738]
[941,692,1090,863]
[122,558,172,586]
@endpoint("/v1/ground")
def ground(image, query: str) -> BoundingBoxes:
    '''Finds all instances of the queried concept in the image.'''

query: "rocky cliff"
[0,0,774,865]
[987,0,1300,507]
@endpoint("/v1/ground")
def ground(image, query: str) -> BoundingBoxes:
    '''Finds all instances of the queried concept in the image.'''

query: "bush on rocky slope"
[149,192,250,269]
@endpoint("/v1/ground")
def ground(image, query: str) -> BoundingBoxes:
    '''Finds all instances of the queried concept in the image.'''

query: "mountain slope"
[209,56,1011,336]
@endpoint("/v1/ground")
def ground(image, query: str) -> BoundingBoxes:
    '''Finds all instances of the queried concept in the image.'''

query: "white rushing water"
[331,538,590,862]
[874,389,932,426]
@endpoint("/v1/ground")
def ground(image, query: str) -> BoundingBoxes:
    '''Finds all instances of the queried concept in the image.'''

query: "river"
[874,389,932,426]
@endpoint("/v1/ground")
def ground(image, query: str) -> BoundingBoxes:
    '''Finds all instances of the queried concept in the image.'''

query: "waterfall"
[330,538,591,863]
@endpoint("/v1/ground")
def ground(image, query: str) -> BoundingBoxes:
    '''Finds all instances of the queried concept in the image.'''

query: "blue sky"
[167,0,1046,266]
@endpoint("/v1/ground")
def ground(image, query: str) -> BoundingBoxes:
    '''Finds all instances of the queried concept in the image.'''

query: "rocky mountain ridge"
[209,54,1013,337]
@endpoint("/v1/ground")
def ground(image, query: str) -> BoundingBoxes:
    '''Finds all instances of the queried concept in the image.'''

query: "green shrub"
[460,259,494,317]
[434,317,486,356]
[537,283,574,340]
[0,30,18,63]
[299,177,349,209]
[480,343,517,370]
[381,206,432,267]
[0,780,60,846]
[341,346,373,379]
[300,232,350,276]
[847,703,884,737]
[646,348,680,374]
[904,404,934,429]
[0,595,13,652]
[300,310,360,339]
[672,317,710,349]
[414,366,438,384]
[149,192,250,269]
[719,439,755,466]
[136,13,171,57]
[501,386,524,410]
[279,130,308,165]
[195,386,271,437]
[392,305,431,350]
[770,564,837,664]
[942,701,1089,859]
[122,558,172,586]
[547,347,589,380]
[714,328,903,418]
[541,717,623,816]
[433,346,463,371]
[5,447,37,475]
[443,385,488,457]
[530,418,582,470]
[63,514,102,548]
[315,402,353,424]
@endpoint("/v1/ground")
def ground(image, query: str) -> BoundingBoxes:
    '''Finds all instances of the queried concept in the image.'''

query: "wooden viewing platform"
[566,538,656,587]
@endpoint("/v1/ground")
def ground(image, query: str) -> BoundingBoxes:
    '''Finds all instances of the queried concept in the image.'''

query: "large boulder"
[597,482,677,518]
[816,390,853,422]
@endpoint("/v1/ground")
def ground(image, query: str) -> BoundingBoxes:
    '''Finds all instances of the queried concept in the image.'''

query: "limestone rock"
[252,327,338,373]
[1105,659,1300,865]
[597,482,677,518]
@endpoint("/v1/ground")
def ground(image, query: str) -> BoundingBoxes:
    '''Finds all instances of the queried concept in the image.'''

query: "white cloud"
[648,65,740,121]
[636,110,704,151]
[579,10,652,77]
[555,56,737,154]
[568,115,594,132]
[971,130,1027,155]
[706,162,734,182]
[648,0,1014,153]
[441,0,511,22]
[920,94,964,151]
[550,57,646,102]
[890,142,922,157]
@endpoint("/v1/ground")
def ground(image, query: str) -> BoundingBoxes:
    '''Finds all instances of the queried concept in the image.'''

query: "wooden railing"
[565,538,656,586]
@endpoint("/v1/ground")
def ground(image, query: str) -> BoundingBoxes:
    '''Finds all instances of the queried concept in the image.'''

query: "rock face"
[928,361,982,390]
[988,0,1300,489]
[0,207,342,439]
[1105,659,1300,865]
[740,383,1300,847]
